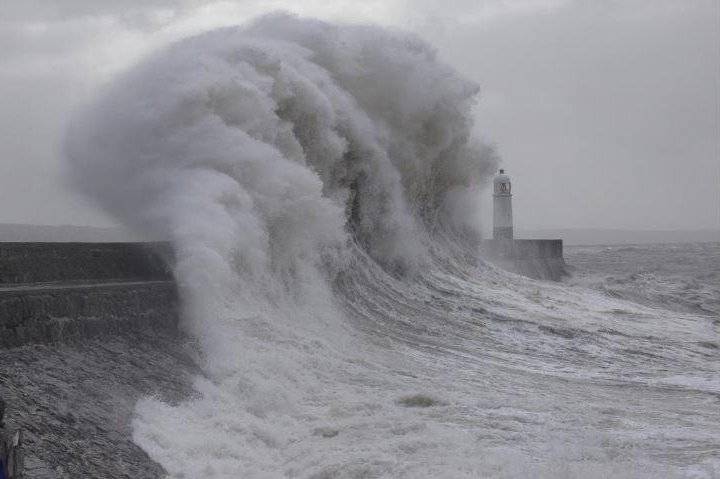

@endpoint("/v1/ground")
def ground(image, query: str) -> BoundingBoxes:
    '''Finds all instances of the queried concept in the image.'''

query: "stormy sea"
[55,13,719,478]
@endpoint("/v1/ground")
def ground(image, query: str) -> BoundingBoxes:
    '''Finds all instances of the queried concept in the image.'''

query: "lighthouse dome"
[493,169,511,195]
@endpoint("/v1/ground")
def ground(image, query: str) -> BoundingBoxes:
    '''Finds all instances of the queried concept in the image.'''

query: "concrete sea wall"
[0,242,178,348]
[0,281,178,348]
[481,239,567,281]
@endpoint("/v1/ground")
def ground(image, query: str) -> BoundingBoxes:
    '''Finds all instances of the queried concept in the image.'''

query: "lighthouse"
[483,168,565,280]
[493,169,513,240]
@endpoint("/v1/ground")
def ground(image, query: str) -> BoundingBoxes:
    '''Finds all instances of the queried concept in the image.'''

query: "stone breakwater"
[0,242,198,478]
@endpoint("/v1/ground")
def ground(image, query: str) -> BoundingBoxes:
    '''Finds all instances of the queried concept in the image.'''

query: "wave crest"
[64,13,499,477]
[65,12,496,276]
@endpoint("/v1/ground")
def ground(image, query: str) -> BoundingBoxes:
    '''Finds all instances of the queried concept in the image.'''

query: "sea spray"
[64,13,498,477]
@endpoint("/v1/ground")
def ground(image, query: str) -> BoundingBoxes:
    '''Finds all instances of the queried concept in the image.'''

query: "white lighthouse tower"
[484,168,565,280]
[493,169,513,240]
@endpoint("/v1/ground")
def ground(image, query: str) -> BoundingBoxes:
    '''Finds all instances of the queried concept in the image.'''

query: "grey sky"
[0,0,718,231]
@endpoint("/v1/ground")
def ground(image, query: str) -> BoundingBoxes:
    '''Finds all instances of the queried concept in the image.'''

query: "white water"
[65,13,719,478]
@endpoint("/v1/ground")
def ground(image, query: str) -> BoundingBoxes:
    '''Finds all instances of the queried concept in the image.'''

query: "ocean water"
[126,241,718,478]
[566,242,720,317]
[64,14,719,478]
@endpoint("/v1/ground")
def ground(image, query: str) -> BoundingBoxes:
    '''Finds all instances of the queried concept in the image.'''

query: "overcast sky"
[1,0,718,231]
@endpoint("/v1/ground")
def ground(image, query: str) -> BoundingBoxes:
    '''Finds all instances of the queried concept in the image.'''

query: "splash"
[65,12,497,477]
[66,12,495,272]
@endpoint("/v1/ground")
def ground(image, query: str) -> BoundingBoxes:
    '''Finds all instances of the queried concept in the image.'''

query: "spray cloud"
[65,12,497,477]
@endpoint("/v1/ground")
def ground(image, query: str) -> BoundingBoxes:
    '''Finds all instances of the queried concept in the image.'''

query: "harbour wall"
[0,239,567,348]
[480,239,567,281]
[0,242,178,348]
[0,242,173,284]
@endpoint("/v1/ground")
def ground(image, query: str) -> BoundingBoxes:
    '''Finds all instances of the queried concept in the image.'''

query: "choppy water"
[63,13,719,478]
[566,242,720,317]
[127,242,720,478]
